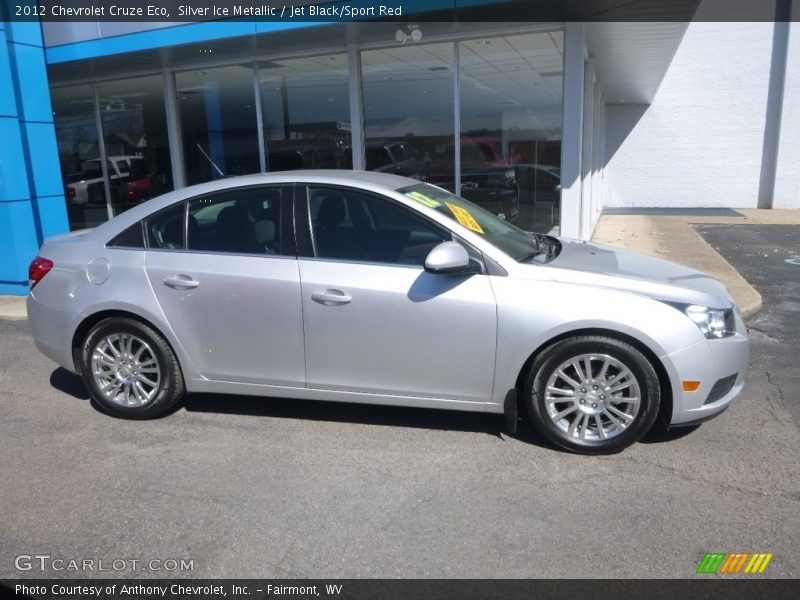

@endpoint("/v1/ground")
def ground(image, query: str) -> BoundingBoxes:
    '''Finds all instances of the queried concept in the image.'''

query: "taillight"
[66,187,75,199]
[29,257,53,289]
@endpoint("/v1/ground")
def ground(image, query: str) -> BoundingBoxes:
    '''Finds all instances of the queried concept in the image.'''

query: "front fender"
[488,276,704,408]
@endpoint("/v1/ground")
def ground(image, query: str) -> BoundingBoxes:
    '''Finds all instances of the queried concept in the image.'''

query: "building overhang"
[586,21,692,104]
[46,0,700,99]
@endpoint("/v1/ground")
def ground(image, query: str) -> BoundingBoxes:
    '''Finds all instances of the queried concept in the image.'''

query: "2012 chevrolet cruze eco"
[27,171,749,453]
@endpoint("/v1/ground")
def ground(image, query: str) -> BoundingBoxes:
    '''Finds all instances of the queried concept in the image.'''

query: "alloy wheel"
[90,333,162,407]
[543,353,641,441]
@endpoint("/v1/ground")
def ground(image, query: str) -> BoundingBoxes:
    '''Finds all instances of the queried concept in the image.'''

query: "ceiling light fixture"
[395,24,422,43]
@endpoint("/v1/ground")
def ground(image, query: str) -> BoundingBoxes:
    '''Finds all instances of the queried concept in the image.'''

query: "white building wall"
[773,21,800,209]
[603,18,793,208]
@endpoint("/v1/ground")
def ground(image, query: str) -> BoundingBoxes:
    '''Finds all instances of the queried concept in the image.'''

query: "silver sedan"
[27,171,749,453]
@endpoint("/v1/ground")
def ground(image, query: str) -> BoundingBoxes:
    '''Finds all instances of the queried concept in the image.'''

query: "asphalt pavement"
[694,224,800,427]
[1,224,799,579]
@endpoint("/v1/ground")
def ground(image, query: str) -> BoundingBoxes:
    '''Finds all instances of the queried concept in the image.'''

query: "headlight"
[666,302,736,339]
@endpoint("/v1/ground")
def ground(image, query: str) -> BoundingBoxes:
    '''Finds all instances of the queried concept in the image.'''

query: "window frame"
[137,183,297,258]
[294,183,486,273]
[105,221,146,250]
[143,201,187,252]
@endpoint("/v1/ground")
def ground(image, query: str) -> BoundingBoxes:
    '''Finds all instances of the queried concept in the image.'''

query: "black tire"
[524,335,660,454]
[80,317,185,419]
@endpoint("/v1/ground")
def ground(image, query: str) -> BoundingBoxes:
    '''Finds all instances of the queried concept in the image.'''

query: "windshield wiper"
[518,233,546,262]
[519,233,558,263]
[518,249,546,262]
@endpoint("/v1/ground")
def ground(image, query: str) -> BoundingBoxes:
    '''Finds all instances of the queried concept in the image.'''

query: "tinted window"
[108,223,144,248]
[188,187,289,255]
[365,147,392,170]
[111,159,129,177]
[268,151,306,171]
[461,143,489,164]
[145,203,185,250]
[397,143,418,161]
[129,159,150,180]
[535,169,560,193]
[308,186,449,265]
[81,162,103,179]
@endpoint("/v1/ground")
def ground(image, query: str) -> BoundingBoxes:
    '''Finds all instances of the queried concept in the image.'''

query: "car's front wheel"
[524,335,660,454]
[81,317,184,419]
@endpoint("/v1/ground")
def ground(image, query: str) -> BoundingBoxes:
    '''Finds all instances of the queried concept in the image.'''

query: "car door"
[143,185,305,386]
[296,184,497,403]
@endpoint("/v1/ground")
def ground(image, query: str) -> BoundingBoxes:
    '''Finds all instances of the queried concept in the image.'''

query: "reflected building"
[48,27,567,235]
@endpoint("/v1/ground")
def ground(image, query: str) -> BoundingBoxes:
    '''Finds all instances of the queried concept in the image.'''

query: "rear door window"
[187,186,292,256]
[145,203,185,250]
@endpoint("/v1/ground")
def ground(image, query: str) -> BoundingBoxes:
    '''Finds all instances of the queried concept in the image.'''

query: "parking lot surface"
[2,225,799,578]
[695,224,800,428]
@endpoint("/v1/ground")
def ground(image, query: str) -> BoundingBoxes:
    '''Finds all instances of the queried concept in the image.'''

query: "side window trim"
[185,185,290,257]
[143,184,296,257]
[293,184,315,258]
[281,183,298,258]
[106,220,146,250]
[452,234,489,276]
[297,183,485,271]
[144,201,187,251]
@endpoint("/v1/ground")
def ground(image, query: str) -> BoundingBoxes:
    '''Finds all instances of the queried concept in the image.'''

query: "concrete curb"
[0,295,27,320]
[687,225,762,319]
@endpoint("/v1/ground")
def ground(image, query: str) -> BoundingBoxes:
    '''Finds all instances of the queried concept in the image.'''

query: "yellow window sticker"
[405,191,442,209]
[445,202,484,234]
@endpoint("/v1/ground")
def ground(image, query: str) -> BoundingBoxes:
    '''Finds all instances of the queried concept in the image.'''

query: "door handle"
[311,289,352,305]
[163,275,199,289]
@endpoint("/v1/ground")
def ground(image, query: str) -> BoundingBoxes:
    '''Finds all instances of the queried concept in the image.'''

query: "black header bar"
[1,0,797,23]
[4,579,800,600]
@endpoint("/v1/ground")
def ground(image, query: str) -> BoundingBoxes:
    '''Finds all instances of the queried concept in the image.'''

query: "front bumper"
[664,312,750,426]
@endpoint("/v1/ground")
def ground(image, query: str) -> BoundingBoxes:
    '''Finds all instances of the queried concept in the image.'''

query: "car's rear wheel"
[81,317,184,419]
[524,335,660,454]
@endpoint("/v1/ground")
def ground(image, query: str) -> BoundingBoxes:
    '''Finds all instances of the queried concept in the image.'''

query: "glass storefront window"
[96,75,173,217]
[52,84,108,230]
[53,77,174,231]
[50,29,565,235]
[258,54,351,171]
[176,65,260,185]
[459,32,564,232]
[361,43,454,184]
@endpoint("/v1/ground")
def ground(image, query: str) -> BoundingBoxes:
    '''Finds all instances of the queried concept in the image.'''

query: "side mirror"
[424,241,480,275]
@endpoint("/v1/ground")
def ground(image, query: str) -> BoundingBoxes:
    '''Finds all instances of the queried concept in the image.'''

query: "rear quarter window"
[107,223,145,249]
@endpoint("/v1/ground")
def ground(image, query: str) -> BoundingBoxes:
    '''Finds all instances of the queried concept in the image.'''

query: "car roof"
[202,170,418,192]
[87,170,423,240]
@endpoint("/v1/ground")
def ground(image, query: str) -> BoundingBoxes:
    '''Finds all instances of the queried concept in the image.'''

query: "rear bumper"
[664,313,750,426]
[27,293,79,373]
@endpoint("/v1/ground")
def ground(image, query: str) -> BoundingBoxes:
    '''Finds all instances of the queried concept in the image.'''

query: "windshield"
[398,183,541,261]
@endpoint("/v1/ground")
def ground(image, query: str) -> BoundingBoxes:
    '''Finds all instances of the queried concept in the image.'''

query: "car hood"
[537,238,734,308]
